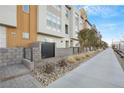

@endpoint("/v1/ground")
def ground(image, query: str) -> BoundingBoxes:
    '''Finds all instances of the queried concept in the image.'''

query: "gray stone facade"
[0,48,23,67]
[0,42,80,69]
[32,47,42,63]
[30,42,80,59]
[30,42,42,63]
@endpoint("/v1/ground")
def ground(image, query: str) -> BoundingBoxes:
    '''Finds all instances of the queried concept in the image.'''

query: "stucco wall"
[37,34,71,48]
[0,26,6,48]
[37,5,66,38]
[0,5,16,27]
[120,42,124,52]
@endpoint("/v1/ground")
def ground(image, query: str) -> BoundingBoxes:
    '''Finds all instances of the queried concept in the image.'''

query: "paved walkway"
[0,64,42,88]
[48,48,124,88]
[0,64,30,81]
[0,74,41,88]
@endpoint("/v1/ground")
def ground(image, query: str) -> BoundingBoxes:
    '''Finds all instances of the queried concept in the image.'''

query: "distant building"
[80,8,92,30]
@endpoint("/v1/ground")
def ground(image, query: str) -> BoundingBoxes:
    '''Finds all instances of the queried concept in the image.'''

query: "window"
[22,32,29,39]
[65,10,69,18]
[47,11,61,32]
[23,5,30,13]
[75,13,79,32]
[65,24,68,34]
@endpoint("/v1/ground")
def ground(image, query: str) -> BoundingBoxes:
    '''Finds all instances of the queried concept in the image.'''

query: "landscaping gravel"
[32,50,102,87]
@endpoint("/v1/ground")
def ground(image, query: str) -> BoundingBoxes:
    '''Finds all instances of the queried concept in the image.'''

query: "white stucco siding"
[120,42,124,51]
[0,26,6,48]
[0,5,16,27]
[38,5,66,38]
[37,34,67,48]
[37,34,71,48]
[71,39,79,47]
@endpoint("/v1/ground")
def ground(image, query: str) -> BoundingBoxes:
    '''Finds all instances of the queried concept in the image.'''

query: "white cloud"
[78,5,118,18]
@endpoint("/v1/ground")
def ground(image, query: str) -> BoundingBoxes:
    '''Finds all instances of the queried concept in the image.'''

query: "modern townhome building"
[37,5,81,48]
[37,5,71,48]
[0,5,92,48]
[37,5,90,48]
[0,5,37,48]
[69,7,84,47]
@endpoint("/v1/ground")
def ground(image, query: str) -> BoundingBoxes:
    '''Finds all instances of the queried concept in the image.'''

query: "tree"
[78,28,90,52]
[78,28,107,52]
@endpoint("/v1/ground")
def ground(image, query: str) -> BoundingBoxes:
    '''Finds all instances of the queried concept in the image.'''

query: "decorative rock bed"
[32,50,102,87]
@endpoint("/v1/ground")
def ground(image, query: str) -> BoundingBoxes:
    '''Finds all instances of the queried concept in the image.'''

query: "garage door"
[0,26,6,48]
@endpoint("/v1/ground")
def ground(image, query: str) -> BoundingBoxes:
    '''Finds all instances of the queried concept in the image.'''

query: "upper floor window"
[23,5,30,13]
[65,24,69,34]
[47,12,61,32]
[65,10,69,18]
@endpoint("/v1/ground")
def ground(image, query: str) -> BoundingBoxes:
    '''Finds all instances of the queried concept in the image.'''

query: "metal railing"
[23,48,33,61]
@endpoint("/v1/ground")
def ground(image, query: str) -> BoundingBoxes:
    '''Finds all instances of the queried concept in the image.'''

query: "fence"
[55,47,80,57]
[73,47,80,54]
[0,42,80,68]
[23,48,33,62]
[28,42,80,59]
[41,42,55,58]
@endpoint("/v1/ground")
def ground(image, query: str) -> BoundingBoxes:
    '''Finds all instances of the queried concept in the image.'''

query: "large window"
[65,6,71,19]
[23,5,30,13]
[47,12,61,32]
[75,13,79,32]
[52,5,61,11]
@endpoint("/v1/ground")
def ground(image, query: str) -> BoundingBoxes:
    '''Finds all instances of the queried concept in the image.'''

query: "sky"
[76,5,124,45]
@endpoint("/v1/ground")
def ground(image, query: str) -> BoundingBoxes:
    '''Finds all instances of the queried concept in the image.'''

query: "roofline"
[86,20,92,27]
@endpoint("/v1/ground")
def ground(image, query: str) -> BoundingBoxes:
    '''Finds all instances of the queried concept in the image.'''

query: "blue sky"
[76,5,124,45]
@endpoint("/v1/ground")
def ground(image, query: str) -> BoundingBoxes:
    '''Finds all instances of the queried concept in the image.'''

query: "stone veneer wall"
[32,47,42,63]
[29,42,42,63]
[55,48,73,57]
[0,48,23,67]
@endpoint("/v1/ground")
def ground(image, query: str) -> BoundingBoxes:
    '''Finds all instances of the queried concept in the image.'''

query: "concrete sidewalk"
[48,48,124,88]
[0,64,42,88]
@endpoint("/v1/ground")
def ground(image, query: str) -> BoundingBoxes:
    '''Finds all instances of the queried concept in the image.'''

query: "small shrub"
[67,56,77,63]
[58,59,67,67]
[44,63,55,74]
[80,54,86,59]
[85,54,90,57]
[74,55,83,61]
